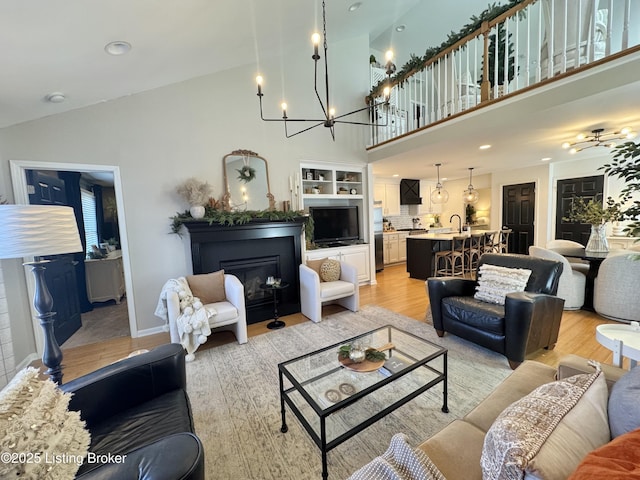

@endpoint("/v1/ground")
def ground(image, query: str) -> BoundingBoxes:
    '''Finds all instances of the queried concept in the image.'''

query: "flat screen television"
[309,206,359,245]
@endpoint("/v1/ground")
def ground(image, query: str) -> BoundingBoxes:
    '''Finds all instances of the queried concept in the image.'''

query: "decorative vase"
[189,205,205,219]
[585,224,609,253]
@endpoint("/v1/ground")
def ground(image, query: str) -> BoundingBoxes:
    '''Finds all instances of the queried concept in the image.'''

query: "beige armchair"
[546,239,590,274]
[594,251,640,322]
[530,246,586,310]
[166,274,247,359]
[299,260,359,323]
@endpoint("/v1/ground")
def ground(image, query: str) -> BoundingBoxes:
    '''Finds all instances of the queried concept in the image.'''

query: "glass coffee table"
[278,325,448,479]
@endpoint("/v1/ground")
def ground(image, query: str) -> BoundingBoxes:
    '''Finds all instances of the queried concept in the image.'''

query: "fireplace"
[183,219,305,324]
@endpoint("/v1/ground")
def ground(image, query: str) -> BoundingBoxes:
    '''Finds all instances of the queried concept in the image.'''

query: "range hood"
[400,179,422,205]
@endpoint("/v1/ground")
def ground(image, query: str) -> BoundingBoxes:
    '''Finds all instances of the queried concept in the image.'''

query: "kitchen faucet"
[450,214,462,233]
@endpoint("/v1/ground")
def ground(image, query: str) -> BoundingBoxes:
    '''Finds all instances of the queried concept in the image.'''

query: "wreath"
[236,165,256,183]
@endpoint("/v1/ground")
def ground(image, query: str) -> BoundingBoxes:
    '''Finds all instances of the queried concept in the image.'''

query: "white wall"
[438,173,492,228]
[490,163,551,246]
[0,35,371,367]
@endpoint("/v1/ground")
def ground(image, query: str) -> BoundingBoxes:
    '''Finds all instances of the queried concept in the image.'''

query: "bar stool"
[435,235,468,277]
[495,228,512,253]
[482,230,498,254]
[466,232,484,274]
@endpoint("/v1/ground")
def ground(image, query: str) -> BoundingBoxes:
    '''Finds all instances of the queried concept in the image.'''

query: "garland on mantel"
[170,207,309,235]
[368,0,527,101]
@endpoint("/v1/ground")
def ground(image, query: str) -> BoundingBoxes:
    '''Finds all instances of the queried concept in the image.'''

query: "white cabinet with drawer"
[305,244,370,283]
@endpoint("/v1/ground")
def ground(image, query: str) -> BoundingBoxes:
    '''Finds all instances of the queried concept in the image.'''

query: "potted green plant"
[563,196,622,252]
[601,141,640,241]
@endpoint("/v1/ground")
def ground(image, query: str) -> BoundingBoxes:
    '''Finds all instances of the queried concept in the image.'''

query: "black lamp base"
[26,261,64,385]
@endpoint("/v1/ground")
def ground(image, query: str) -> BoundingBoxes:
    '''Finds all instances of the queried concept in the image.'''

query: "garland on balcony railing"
[368,0,527,101]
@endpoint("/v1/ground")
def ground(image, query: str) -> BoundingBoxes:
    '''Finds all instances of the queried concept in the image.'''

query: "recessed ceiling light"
[395,25,406,33]
[45,92,66,103]
[348,2,361,12]
[104,41,132,56]
[541,157,552,162]
[479,144,492,150]
[392,174,399,177]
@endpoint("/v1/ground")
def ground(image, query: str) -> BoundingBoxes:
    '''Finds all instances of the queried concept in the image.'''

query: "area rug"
[186,305,513,479]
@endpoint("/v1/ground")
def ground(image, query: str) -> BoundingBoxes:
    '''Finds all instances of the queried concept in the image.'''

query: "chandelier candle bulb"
[281,103,287,119]
[256,76,263,96]
[312,33,320,59]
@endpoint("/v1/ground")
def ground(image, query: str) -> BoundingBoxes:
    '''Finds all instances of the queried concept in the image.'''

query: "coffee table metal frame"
[277,325,448,479]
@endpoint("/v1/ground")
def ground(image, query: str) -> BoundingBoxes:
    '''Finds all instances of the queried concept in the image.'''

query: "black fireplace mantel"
[183,218,306,324]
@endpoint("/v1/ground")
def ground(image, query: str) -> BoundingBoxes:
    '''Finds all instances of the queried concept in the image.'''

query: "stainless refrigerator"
[373,205,384,271]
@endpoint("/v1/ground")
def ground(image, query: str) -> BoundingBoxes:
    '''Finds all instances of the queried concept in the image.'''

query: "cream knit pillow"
[0,367,90,479]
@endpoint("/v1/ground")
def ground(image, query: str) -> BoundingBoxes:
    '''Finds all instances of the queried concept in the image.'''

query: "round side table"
[260,282,290,330]
[596,322,640,369]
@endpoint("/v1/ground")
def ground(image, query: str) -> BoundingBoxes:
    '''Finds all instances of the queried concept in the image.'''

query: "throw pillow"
[0,367,90,479]
[567,427,640,479]
[608,365,640,438]
[481,368,610,480]
[348,433,446,480]
[474,264,532,305]
[320,259,341,282]
[187,269,225,304]
[307,258,328,281]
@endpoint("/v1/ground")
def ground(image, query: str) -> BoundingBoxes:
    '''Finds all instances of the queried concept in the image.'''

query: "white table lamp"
[0,205,83,384]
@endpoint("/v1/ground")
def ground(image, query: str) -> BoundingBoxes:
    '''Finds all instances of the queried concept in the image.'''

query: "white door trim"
[9,160,137,356]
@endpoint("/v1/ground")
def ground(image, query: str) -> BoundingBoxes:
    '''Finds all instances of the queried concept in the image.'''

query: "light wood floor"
[48,263,619,383]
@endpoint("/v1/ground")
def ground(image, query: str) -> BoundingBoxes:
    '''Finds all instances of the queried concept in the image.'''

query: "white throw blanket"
[155,277,216,361]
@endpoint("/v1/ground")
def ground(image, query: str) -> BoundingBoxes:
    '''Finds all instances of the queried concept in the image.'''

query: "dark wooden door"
[27,170,82,345]
[502,182,535,254]
[555,175,604,245]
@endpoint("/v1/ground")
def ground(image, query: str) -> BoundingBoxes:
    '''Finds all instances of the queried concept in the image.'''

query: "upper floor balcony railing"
[367,0,640,147]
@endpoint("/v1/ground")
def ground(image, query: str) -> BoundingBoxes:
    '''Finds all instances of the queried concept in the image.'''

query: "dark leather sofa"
[60,343,204,479]
[427,253,564,369]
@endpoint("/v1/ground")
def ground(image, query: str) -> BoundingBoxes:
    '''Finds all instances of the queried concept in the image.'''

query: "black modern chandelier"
[562,127,637,154]
[255,0,395,140]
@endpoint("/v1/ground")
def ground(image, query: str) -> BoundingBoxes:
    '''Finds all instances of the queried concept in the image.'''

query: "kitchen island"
[407,231,491,280]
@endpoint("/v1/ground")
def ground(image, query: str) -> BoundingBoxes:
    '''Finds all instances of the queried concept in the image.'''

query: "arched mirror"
[223,149,275,211]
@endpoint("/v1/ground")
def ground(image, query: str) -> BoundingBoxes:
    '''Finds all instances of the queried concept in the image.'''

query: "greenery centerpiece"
[563,196,622,252]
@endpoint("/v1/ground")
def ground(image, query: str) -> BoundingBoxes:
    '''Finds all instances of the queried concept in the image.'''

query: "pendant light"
[463,167,479,204]
[430,163,449,204]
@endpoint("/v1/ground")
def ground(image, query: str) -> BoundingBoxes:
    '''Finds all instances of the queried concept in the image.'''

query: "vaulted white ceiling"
[1,0,638,183]
[0,0,490,129]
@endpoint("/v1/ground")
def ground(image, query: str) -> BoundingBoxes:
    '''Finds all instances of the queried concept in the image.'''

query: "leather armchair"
[427,253,565,369]
[61,344,204,480]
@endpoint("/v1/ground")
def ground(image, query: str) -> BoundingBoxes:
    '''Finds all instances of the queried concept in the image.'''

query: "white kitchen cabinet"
[417,181,442,214]
[383,233,400,264]
[398,232,409,262]
[85,253,125,304]
[374,182,401,216]
[305,244,370,283]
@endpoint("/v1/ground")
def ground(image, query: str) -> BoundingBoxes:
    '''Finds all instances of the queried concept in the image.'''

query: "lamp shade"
[0,205,83,259]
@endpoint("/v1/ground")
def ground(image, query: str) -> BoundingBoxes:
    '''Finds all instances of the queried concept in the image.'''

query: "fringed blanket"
[155,277,216,361]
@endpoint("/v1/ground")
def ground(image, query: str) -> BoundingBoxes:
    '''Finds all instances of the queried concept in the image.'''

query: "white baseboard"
[135,325,170,338]
[14,353,40,373]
